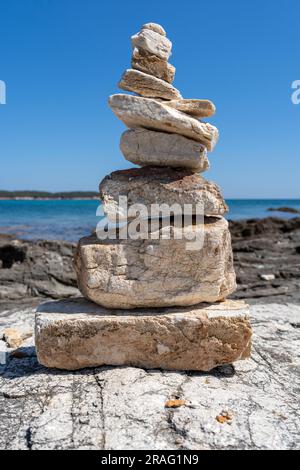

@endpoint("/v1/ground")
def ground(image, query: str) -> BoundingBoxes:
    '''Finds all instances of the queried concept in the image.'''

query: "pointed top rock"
[141,22,166,37]
[131,28,172,61]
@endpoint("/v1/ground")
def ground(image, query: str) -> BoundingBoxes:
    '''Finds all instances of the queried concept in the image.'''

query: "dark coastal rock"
[229,217,300,303]
[268,206,300,214]
[0,235,79,301]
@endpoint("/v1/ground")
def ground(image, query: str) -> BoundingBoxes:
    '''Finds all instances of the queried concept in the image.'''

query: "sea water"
[0,199,299,241]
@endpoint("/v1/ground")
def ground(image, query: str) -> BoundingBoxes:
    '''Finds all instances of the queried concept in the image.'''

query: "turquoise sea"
[0,199,300,242]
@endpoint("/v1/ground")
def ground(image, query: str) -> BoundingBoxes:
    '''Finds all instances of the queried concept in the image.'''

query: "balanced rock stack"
[35,23,252,372]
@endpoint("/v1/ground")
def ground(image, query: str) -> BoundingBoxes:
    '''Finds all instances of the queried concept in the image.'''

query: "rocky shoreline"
[0,216,299,310]
[230,217,300,303]
[1,219,299,449]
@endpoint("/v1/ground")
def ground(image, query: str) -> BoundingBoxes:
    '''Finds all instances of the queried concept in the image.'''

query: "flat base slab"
[35,298,252,371]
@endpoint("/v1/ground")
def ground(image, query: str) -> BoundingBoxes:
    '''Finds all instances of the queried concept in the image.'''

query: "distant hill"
[0,190,99,200]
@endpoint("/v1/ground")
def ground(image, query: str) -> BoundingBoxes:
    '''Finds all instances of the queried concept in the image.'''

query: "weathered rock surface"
[74,217,236,309]
[141,22,166,36]
[165,98,216,118]
[0,340,7,366]
[0,236,79,301]
[99,167,228,220]
[120,128,210,171]
[2,327,31,349]
[230,217,300,303]
[35,298,251,371]
[0,301,299,450]
[131,28,172,61]
[132,48,175,84]
[109,94,219,151]
[0,299,38,364]
[118,69,181,100]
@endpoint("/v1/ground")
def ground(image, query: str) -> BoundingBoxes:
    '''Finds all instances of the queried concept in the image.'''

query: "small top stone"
[131,29,172,61]
[141,23,166,37]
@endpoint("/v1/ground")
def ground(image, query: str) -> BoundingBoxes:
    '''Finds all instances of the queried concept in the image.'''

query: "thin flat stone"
[109,94,219,151]
[165,99,216,118]
[120,129,209,171]
[99,167,228,219]
[35,298,251,371]
[131,29,172,61]
[118,69,181,100]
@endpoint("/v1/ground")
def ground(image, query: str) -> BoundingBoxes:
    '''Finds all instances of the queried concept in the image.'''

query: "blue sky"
[0,0,299,198]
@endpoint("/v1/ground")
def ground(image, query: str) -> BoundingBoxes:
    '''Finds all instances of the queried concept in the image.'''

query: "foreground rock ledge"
[35,298,251,371]
[1,301,298,450]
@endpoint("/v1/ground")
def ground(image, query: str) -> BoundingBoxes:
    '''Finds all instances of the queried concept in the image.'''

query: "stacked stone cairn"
[35,23,252,371]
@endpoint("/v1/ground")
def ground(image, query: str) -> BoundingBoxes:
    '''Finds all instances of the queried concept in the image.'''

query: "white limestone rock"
[141,23,166,36]
[118,69,181,100]
[131,28,172,61]
[132,48,175,83]
[109,94,219,151]
[120,128,210,171]
[165,98,216,118]
[35,298,251,372]
[99,167,228,220]
[74,217,236,309]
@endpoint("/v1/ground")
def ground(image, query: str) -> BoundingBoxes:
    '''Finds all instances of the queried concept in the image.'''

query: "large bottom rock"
[75,218,236,309]
[35,298,251,371]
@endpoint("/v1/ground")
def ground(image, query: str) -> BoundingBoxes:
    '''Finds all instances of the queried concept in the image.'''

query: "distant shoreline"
[0,197,99,201]
[0,191,99,200]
